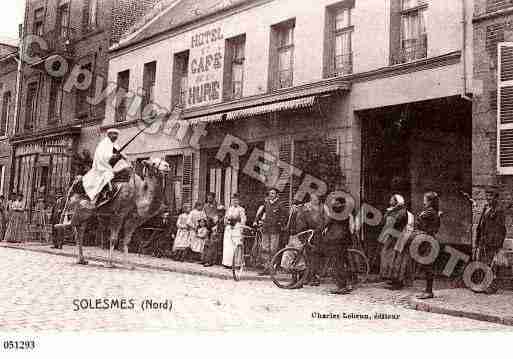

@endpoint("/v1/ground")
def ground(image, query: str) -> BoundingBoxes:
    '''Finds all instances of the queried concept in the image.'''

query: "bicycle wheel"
[232,244,245,281]
[347,249,370,284]
[270,248,309,289]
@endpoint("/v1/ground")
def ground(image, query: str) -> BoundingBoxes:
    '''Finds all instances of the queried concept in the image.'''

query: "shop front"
[360,96,473,254]
[10,125,81,220]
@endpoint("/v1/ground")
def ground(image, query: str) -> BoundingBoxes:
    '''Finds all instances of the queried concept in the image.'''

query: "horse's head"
[142,158,171,178]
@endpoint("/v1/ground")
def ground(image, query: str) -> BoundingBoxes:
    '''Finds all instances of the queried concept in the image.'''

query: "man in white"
[82,128,124,205]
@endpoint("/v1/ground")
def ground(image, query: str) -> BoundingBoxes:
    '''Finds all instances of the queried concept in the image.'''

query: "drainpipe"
[461,0,472,101]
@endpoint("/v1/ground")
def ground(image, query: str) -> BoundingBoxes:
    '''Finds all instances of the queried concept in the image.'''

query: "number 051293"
[3,340,36,350]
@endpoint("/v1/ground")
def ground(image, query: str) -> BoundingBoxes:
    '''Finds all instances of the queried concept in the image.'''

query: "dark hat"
[485,184,499,194]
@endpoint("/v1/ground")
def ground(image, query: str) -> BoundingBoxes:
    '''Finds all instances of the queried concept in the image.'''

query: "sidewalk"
[410,288,513,326]
[0,241,263,281]
[2,241,513,326]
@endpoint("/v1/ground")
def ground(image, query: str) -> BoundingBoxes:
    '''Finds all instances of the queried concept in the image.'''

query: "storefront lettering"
[191,28,223,48]
[188,81,220,106]
[187,27,225,108]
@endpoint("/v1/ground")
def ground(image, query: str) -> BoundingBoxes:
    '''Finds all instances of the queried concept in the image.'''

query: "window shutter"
[82,0,90,33]
[223,40,234,100]
[182,154,194,207]
[268,28,278,91]
[323,9,335,77]
[498,43,513,174]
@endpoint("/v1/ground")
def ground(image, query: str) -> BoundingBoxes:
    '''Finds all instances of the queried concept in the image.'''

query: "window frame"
[333,6,353,76]
[115,70,130,123]
[48,79,63,124]
[24,82,39,131]
[224,34,246,100]
[399,0,428,63]
[87,0,99,30]
[270,19,295,91]
[173,51,189,108]
[0,91,12,137]
[142,61,157,114]
[33,7,45,36]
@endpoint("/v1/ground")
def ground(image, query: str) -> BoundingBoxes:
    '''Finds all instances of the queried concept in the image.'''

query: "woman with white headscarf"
[380,194,414,289]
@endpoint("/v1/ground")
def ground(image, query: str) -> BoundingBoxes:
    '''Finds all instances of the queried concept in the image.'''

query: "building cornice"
[9,125,82,145]
[473,7,513,23]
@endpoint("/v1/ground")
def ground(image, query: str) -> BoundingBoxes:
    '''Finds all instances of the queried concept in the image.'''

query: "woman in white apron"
[222,194,246,268]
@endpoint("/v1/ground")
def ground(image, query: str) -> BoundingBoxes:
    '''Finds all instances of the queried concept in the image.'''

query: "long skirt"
[380,237,414,283]
[172,229,190,251]
[4,211,26,243]
[222,224,242,267]
[189,230,205,254]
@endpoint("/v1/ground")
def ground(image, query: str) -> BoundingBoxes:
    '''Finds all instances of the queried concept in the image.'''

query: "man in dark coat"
[476,187,506,270]
[254,188,285,275]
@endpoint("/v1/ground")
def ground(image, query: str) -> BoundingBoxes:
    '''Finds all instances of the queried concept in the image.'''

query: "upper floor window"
[115,70,130,122]
[25,83,39,131]
[325,2,354,77]
[399,0,427,63]
[33,8,44,36]
[224,35,246,100]
[173,51,189,108]
[87,0,99,30]
[142,61,157,116]
[57,3,70,38]
[270,19,295,90]
[49,78,63,123]
[0,91,12,137]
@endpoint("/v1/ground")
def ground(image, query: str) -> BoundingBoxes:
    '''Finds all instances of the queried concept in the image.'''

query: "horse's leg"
[76,224,88,265]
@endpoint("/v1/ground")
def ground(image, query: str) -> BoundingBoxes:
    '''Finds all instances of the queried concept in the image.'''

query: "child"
[196,218,210,264]
[189,201,206,262]
[172,204,191,262]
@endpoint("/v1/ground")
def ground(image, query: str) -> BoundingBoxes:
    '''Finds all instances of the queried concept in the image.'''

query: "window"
[173,51,189,108]
[325,3,353,77]
[75,63,92,118]
[0,91,12,136]
[87,0,99,30]
[115,70,130,122]
[25,83,39,131]
[48,79,63,123]
[224,35,246,100]
[271,20,295,89]
[0,165,5,195]
[33,8,44,36]
[57,3,70,38]
[497,42,513,174]
[142,61,157,115]
[399,0,427,63]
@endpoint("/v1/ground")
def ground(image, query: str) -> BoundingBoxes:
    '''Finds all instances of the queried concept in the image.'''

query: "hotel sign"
[187,27,225,108]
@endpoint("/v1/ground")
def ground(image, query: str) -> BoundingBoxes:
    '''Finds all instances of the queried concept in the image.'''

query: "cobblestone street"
[0,248,510,333]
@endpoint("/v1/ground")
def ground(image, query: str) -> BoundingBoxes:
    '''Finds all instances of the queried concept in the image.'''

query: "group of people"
[171,192,246,267]
[0,190,67,248]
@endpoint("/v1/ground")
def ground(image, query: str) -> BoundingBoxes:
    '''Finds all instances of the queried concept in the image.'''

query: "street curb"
[408,297,513,326]
[0,243,266,282]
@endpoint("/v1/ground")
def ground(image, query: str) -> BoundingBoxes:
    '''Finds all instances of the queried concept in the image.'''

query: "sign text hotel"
[188,27,225,108]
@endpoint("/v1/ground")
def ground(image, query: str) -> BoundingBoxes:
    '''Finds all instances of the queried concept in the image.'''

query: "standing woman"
[222,194,246,268]
[5,194,26,243]
[380,194,414,289]
[415,191,441,299]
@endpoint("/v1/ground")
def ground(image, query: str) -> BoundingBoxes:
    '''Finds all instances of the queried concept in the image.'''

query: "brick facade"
[474,0,513,236]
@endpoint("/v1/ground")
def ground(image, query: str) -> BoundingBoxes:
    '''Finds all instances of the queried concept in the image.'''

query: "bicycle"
[232,224,264,281]
[270,230,370,289]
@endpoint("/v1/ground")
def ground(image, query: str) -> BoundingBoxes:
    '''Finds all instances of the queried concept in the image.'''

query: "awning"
[189,96,318,125]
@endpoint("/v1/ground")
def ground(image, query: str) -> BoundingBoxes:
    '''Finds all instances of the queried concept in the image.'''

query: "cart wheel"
[270,248,309,289]
[347,249,369,284]
[232,244,245,281]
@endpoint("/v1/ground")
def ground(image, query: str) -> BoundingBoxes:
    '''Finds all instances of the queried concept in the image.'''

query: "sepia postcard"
[0,0,512,355]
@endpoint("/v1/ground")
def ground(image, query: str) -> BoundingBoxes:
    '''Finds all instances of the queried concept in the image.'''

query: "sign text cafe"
[188,27,225,108]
